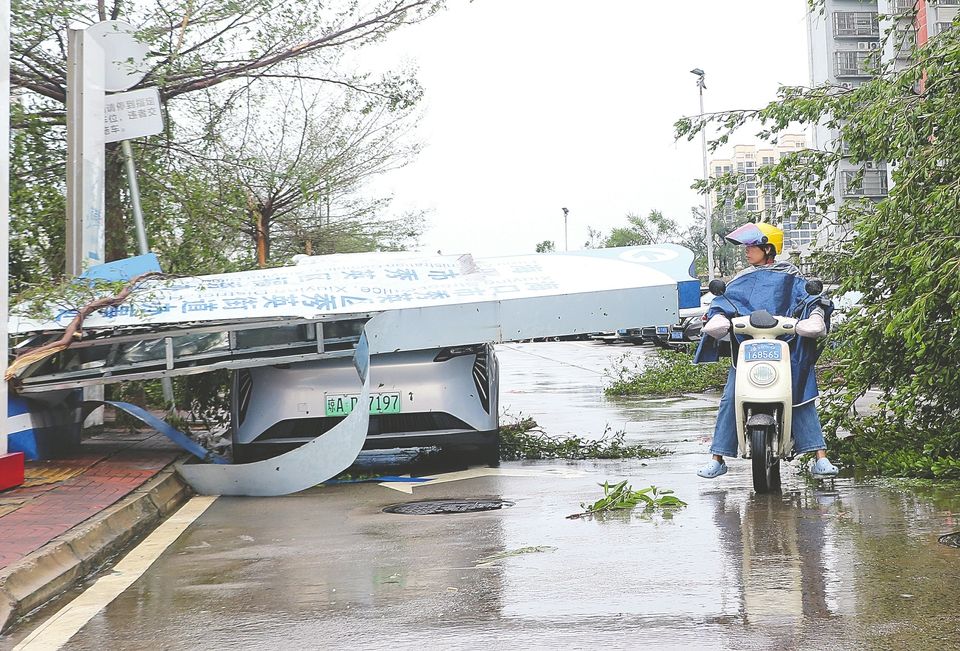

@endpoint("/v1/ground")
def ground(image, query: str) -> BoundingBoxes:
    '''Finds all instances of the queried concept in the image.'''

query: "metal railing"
[834,12,880,37]
[835,51,876,77]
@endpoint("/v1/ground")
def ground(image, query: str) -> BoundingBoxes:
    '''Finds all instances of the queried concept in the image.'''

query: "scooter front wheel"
[749,426,781,493]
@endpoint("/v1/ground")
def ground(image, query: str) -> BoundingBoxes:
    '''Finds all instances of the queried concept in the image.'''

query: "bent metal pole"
[120,139,174,407]
[120,140,149,255]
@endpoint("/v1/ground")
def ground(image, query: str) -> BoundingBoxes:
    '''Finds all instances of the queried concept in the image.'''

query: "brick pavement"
[0,427,181,570]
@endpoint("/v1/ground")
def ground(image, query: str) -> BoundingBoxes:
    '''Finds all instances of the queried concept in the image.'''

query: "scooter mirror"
[805,279,824,295]
[708,279,727,296]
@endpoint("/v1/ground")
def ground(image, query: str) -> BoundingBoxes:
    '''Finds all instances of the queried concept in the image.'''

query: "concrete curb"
[0,461,193,633]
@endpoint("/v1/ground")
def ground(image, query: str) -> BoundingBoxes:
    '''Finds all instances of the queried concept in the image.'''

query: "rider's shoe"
[697,459,728,479]
[811,457,839,477]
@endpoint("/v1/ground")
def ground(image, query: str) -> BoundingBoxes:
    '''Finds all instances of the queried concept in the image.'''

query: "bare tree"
[166,79,425,264]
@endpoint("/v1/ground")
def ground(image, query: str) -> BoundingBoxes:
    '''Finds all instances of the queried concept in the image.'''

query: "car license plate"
[670,331,683,340]
[744,342,781,362]
[325,392,402,417]
[656,326,669,335]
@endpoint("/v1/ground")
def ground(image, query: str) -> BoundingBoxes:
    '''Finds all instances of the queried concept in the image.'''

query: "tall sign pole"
[66,27,106,276]
[66,26,106,424]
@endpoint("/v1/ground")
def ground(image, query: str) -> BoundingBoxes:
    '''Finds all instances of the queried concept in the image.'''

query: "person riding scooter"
[694,222,839,479]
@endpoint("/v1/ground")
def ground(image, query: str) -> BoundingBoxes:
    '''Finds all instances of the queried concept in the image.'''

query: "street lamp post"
[561,207,569,252]
[691,68,715,281]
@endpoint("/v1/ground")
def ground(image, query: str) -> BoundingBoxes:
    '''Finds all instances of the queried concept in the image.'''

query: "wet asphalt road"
[10,342,960,650]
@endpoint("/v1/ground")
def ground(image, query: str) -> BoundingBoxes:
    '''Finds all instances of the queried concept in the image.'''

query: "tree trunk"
[104,143,129,262]
[247,192,269,267]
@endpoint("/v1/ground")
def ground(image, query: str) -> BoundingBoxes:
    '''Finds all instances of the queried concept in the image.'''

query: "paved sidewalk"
[0,428,181,570]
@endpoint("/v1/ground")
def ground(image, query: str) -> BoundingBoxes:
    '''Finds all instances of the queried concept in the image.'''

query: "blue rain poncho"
[693,262,833,406]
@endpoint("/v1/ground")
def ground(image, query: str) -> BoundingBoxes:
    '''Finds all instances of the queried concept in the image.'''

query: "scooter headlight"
[748,363,778,386]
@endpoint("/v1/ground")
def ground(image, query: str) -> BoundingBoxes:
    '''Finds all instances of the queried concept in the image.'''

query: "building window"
[841,169,888,197]
[835,50,876,77]
[894,0,915,12]
[935,22,954,35]
[783,214,819,249]
[833,11,880,38]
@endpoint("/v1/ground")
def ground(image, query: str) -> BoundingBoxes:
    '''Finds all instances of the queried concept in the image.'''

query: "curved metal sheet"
[176,332,372,497]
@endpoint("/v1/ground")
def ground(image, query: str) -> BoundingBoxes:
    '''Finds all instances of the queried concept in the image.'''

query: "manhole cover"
[384,498,514,515]
[939,532,960,548]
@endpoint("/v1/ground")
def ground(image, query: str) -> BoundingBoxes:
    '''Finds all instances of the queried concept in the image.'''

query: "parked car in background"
[651,291,712,350]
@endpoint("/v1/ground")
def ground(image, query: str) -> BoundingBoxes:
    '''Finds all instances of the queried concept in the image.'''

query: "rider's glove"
[702,314,731,340]
[796,309,827,338]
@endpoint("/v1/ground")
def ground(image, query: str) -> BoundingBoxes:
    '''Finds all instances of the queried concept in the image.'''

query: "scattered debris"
[500,417,666,461]
[604,349,728,397]
[475,546,558,566]
[567,480,687,519]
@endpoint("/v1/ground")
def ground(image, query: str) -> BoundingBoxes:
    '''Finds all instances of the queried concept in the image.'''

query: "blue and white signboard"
[12,245,699,333]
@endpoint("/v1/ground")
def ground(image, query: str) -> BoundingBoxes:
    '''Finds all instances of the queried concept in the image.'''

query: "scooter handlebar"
[730,314,799,339]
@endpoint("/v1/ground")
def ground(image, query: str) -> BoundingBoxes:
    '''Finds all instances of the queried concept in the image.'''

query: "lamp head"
[690,68,704,77]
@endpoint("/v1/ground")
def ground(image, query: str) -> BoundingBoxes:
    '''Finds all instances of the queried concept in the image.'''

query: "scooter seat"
[749,310,778,329]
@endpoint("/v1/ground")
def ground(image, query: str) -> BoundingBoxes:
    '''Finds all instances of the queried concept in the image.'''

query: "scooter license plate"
[744,342,781,362]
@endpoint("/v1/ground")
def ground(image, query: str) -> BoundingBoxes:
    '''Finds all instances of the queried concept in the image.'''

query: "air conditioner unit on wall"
[858,41,871,50]
[865,161,876,170]
[870,41,881,50]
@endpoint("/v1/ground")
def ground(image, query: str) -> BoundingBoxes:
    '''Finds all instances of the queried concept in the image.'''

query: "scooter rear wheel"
[749,426,781,493]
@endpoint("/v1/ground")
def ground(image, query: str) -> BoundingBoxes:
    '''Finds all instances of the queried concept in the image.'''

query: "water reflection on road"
[494,342,960,648]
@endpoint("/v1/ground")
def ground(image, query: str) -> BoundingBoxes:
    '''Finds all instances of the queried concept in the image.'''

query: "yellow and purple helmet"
[725,222,784,256]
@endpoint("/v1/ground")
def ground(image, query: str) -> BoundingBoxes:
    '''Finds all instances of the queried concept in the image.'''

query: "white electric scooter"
[708,278,824,493]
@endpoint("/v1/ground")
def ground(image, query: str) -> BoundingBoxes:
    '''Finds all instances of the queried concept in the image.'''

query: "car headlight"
[749,363,778,386]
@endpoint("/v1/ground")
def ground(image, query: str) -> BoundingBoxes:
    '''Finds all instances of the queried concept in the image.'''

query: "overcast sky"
[360,0,811,257]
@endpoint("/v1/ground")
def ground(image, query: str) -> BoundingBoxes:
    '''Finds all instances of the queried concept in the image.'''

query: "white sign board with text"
[104,87,163,143]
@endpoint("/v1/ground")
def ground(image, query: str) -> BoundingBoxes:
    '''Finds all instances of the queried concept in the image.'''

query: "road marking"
[378,466,586,493]
[14,495,218,651]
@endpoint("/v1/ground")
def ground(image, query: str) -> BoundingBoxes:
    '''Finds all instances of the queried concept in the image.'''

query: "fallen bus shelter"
[9,244,700,496]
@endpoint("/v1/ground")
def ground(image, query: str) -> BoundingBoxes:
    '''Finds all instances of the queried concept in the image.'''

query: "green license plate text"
[325,392,402,417]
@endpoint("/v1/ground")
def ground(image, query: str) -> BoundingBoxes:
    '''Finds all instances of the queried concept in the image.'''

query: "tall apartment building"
[805,0,958,253]
[708,134,812,252]
[806,0,888,255]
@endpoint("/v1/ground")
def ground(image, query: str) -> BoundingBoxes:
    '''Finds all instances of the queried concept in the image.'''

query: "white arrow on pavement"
[378,466,587,494]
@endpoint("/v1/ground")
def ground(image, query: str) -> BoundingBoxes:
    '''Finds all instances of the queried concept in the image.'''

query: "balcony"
[835,50,877,78]
[834,12,880,38]
[841,169,888,198]
[894,0,915,12]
